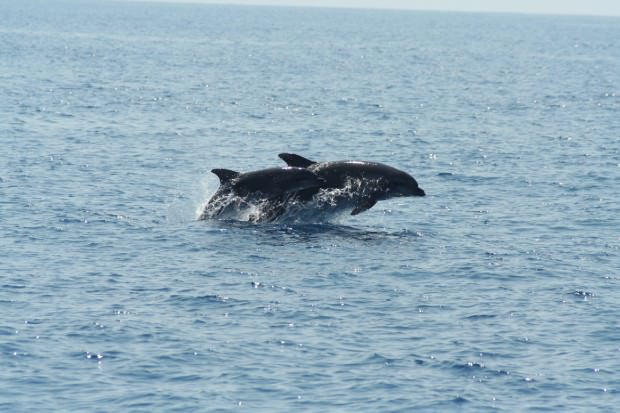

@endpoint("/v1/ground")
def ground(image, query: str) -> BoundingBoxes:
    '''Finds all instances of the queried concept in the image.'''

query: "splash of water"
[197,177,379,224]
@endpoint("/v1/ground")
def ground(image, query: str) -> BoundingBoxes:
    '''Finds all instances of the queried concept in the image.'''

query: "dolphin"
[278,153,425,215]
[198,166,324,222]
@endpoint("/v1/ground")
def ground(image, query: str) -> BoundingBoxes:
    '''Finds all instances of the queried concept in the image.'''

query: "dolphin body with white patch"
[278,153,425,215]
[199,166,324,222]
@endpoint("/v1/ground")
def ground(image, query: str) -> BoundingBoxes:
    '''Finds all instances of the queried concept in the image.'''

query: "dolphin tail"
[211,168,240,184]
[278,153,316,168]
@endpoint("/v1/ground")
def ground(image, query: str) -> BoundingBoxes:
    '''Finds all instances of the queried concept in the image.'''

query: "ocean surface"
[1,0,620,411]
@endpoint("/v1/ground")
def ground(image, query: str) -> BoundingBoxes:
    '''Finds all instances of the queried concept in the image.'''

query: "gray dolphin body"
[278,153,425,215]
[199,166,324,221]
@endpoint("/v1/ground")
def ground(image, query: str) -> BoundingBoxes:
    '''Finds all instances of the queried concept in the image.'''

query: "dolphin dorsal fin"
[211,168,240,184]
[278,153,316,168]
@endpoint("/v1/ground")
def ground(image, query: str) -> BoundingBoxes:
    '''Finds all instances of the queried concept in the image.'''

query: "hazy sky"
[148,0,620,16]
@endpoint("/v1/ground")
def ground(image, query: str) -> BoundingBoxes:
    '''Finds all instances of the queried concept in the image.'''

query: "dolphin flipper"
[278,153,316,168]
[211,168,240,184]
[351,197,377,215]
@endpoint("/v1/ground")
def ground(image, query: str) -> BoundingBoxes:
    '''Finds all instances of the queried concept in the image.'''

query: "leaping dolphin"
[198,166,324,221]
[278,153,425,215]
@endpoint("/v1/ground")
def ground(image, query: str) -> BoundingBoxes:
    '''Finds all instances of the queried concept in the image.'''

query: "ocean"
[1,0,619,411]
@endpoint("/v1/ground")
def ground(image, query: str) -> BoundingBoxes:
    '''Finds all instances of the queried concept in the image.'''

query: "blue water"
[2,1,620,411]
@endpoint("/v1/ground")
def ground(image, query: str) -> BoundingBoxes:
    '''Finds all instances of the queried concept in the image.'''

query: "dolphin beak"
[394,182,426,197]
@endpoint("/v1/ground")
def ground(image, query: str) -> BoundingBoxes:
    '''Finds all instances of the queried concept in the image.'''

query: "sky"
[142,0,620,16]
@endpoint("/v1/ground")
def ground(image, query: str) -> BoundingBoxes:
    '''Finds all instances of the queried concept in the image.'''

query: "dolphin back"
[233,167,322,197]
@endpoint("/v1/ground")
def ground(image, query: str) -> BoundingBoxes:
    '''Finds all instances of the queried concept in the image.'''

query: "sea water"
[1,1,619,411]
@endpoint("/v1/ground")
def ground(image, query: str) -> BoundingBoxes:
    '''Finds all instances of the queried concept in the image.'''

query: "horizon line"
[123,0,620,18]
